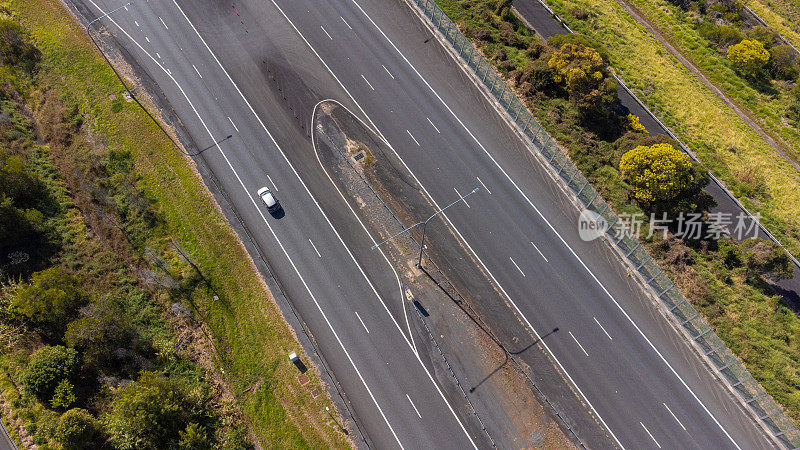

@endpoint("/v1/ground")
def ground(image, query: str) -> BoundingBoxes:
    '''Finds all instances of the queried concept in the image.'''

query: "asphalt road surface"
[71,0,778,448]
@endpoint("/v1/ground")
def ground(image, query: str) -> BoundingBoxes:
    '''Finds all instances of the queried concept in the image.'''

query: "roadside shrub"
[50,379,76,410]
[548,33,611,62]
[620,143,705,209]
[745,25,779,49]
[103,371,202,450]
[769,45,799,80]
[697,22,743,48]
[11,267,89,337]
[178,423,211,449]
[787,84,800,123]
[549,42,617,111]
[55,408,100,450]
[0,19,40,72]
[726,39,770,76]
[21,345,78,402]
[625,113,647,134]
[740,237,793,281]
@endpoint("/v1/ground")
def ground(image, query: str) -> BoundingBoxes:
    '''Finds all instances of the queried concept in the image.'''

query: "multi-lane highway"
[72,0,777,448]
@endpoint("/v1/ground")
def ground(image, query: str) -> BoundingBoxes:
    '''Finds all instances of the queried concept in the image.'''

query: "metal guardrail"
[408,0,800,446]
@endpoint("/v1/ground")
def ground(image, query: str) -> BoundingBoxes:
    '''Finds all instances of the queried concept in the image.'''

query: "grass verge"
[542,0,800,256]
[6,0,350,446]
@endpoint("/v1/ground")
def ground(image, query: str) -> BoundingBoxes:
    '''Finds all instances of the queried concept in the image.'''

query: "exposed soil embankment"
[313,100,599,448]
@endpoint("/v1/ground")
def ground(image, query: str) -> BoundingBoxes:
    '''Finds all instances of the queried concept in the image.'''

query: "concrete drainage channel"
[313,100,614,448]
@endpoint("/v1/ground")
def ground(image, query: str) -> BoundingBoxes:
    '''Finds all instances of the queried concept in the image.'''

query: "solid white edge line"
[341,15,353,30]
[308,238,322,258]
[175,3,475,447]
[94,0,407,447]
[509,256,525,277]
[663,403,688,431]
[361,74,375,90]
[530,241,548,262]
[355,311,370,333]
[593,316,613,340]
[569,331,589,357]
[640,421,662,448]
[406,394,422,418]
[350,2,744,448]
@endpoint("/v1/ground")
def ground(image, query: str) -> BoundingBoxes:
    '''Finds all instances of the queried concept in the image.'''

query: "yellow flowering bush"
[625,113,647,134]
[619,143,700,204]
[548,43,616,110]
[726,39,770,75]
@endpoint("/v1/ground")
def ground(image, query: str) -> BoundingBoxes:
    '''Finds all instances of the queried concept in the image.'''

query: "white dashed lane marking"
[569,331,589,356]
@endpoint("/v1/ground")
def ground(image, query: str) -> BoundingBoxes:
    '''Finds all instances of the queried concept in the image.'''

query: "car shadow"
[269,206,286,219]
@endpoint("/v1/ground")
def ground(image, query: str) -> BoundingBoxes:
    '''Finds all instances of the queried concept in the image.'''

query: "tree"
[745,25,778,49]
[21,345,78,402]
[740,238,793,281]
[104,371,196,450]
[548,42,617,111]
[619,143,706,209]
[51,379,76,410]
[769,45,799,80]
[55,408,100,450]
[727,39,770,75]
[11,267,89,337]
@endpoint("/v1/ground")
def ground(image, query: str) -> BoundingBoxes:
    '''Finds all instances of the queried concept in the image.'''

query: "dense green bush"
[697,22,744,48]
[746,25,779,48]
[21,345,78,402]
[768,45,799,80]
[0,19,40,72]
[11,267,88,337]
[103,371,208,450]
[55,408,101,450]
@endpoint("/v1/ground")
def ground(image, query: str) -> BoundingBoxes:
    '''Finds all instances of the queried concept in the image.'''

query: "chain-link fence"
[409,0,800,446]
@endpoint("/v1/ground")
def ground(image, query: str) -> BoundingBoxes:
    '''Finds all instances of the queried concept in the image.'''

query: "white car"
[257,187,280,213]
